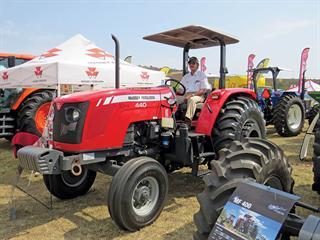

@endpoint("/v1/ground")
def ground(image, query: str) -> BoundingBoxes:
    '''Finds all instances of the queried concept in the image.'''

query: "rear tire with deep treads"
[312,117,320,194]
[17,90,54,136]
[273,94,305,137]
[212,96,266,153]
[193,138,293,240]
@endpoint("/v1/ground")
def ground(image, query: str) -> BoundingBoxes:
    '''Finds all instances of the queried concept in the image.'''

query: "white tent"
[0,34,165,91]
[287,80,320,92]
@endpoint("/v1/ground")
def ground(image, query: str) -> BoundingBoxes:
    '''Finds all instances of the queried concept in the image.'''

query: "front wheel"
[43,166,96,199]
[193,138,293,240]
[107,157,168,231]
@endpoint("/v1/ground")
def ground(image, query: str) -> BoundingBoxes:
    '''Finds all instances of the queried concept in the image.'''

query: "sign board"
[210,182,300,240]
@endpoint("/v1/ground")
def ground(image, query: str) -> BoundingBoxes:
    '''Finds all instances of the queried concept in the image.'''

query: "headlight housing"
[65,107,81,122]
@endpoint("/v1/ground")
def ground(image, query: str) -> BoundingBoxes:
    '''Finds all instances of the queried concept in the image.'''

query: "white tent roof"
[287,80,320,92]
[0,34,165,89]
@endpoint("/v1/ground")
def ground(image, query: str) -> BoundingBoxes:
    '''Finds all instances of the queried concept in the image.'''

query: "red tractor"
[17,26,273,231]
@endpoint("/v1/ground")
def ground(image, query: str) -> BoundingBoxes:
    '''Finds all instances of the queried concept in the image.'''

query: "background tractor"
[16,26,273,231]
[251,67,307,137]
[0,53,54,140]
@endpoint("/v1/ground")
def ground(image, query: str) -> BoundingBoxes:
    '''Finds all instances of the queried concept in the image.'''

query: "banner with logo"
[0,34,165,89]
[297,47,310,94]
[200,57,207,73]
[247,54,255,88]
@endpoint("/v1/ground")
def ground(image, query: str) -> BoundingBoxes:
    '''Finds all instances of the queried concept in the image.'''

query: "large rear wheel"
[212,96,266,153]
[193,138,293,240]
[312,117,320,194]
[273,94,305,137]
[17,90,54,136]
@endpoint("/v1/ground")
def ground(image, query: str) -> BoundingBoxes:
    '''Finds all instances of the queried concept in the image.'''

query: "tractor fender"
[11,132,39,158]
[195,88,256,136]
[11,88,40,111]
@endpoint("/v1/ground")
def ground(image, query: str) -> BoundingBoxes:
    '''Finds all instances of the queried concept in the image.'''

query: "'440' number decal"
[135,102,147,108]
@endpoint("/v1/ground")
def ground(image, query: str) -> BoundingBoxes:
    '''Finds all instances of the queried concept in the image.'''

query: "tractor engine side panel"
[195,88,256,136]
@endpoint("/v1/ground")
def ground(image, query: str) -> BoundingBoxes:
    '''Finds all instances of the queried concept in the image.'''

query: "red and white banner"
[247,54,255,88]
[200,57,207,73]
[297,47,310,94]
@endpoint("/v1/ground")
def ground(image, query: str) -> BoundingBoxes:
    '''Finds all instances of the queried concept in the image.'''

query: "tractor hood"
[54,86,173,106]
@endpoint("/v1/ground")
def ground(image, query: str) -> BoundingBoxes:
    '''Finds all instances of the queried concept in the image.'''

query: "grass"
[0,125,320,239]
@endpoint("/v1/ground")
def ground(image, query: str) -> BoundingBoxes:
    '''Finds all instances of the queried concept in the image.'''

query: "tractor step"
[199,152,215,158]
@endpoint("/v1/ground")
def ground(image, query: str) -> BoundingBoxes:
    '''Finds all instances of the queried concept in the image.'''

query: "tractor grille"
[0,109,15,138]
[53,102,89,144]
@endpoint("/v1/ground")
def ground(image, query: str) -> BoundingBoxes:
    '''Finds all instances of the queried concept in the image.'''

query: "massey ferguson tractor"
[0,53,54,140]
[16,26,290,231]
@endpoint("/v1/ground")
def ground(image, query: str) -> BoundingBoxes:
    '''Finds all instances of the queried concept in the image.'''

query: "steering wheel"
[165,78,186,96]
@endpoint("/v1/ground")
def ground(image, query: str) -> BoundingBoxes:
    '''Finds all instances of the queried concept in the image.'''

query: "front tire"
[273,95,305,137]
[212,96,266,152]
[193,138,293,240]
[107,157,168,231]
[43,167,96,199]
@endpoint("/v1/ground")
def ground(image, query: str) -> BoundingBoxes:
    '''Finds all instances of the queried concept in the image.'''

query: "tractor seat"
[179,102,204,110]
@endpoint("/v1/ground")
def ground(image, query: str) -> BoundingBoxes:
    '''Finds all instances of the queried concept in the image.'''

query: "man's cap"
[188,56,199,64]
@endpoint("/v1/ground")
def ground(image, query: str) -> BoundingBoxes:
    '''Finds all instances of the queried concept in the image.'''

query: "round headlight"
[65,107,81,122]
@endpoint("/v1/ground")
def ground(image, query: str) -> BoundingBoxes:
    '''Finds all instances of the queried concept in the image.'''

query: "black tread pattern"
[17,90,54,136]
[43,169,96,199]
[212,96,266,152]
[312,117,320,193]
[273,94,305,137]
[193,138,293,240]
[308,104,320,125]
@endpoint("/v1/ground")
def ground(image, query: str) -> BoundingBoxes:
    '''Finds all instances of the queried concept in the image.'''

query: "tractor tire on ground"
[43,167,96,199]
[17,90,54,137]
[273,95,305,137]
[312,117,320,194]
[212,96,266,153]
[308,104,320,126]
[107,157,168,231]
[193,138,293,240]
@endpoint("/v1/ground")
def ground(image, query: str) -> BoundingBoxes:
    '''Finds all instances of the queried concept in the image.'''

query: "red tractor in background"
[0,53,54,140]
[16,26,291,231]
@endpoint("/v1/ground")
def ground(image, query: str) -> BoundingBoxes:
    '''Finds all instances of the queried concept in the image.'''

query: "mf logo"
[2,72,8,80]
[40,48,61,58]
[86,48,113,59]
[34,67,43,78]
[86,67,99,79]
[140,71,150,81]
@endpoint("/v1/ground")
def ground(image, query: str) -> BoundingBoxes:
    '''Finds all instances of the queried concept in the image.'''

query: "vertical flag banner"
[247,54,256,88]
[200,57,207,73]
[298,48,310,94]
[255,58,270,85]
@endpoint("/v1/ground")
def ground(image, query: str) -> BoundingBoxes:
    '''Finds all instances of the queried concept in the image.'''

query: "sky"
[0,0,319,78]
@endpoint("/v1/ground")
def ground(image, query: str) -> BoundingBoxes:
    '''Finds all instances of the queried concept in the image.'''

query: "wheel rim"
[35,102,51,134]
[61,167,88,187]
[263,176,283,190]
[287,104,302,131]
[132,176,159,217]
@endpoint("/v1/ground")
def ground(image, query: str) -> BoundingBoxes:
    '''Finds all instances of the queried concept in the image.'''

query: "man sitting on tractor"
[177,56,211,122]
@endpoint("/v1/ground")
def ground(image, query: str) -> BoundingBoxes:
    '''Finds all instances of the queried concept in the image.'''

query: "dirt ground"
[1,125,320,240]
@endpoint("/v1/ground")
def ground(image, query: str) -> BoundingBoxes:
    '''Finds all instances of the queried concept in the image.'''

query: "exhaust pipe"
[71,160,82,176]
[111,34,120,89]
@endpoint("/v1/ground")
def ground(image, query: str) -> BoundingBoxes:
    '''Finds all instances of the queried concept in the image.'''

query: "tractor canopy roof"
[143,25,239,49]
